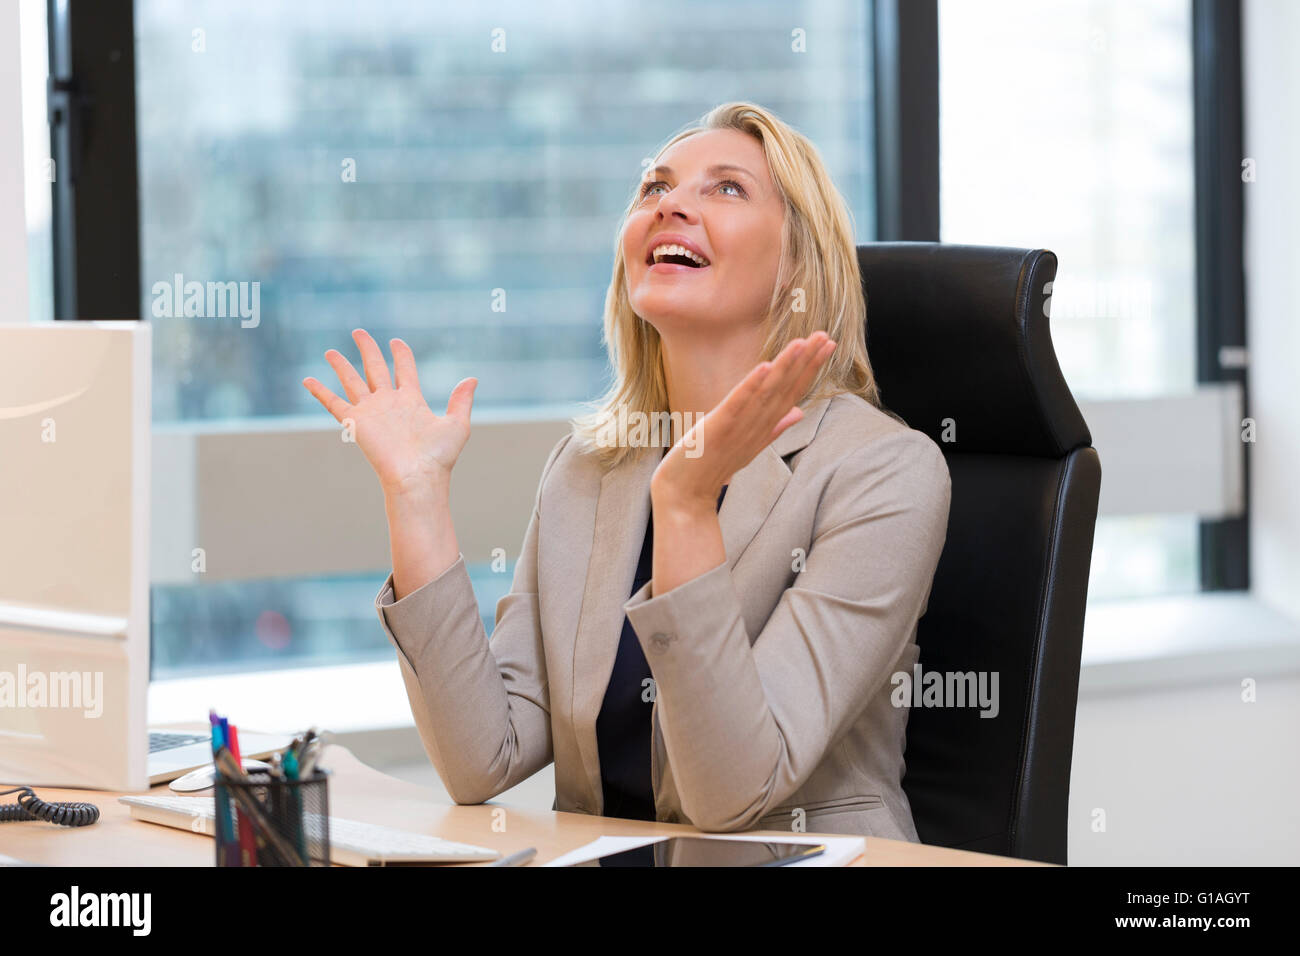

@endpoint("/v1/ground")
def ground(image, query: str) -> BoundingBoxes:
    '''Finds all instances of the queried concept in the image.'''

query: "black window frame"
[1191,0,1249,591]
[47,0,139,320]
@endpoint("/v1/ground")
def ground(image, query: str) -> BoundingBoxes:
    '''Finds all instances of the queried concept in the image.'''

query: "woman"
[303,102,951,840]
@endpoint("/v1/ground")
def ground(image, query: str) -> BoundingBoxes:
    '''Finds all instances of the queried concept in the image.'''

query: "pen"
[299,738,324,780]
[210,713,238,866]
[265,749,286,858]
[282,747,308,865]
[227,725,258,866]
[487,847,537,867]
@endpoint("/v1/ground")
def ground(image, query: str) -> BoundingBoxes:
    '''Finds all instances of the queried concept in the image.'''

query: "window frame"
[47,0,140,320]
[1191,0,1249,591]
[872,0,939,240]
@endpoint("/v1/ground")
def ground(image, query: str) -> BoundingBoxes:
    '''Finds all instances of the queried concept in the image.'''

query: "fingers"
[779,332,833,387]
[769,405,804,441]
[787,334,836,398]
[302,377,351,423]
[445,377,478,424]
[750,332,835,410]
[352,328,393,391]
[390,337,420,391]
[324,349,369,403]
[721,333,835,453]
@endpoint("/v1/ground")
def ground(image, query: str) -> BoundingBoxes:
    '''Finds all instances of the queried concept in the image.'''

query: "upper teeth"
[651,243,709,266]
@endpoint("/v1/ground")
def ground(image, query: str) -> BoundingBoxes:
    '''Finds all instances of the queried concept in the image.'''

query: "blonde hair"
[571,101,890,470]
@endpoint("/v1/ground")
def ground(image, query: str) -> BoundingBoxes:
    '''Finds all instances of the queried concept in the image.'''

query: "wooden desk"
[1,743,1043,867]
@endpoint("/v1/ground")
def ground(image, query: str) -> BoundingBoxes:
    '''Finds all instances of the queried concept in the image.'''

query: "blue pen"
[283,747,308,864]
[209,716,228,854]
[213,715,239,865]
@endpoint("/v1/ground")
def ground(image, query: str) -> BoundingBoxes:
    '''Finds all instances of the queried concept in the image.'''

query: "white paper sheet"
[542,833,865,867]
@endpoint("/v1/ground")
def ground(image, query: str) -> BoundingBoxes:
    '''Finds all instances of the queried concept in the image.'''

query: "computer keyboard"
[119,794,500,866]
[148,731,210,753]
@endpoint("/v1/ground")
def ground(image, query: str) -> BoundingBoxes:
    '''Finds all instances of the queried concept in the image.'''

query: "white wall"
[1068,674,1300,865]
[1243,0,1300,622]
[1,0,29,322]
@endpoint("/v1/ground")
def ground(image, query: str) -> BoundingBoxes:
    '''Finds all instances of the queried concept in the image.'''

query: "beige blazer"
[374,392,952,841]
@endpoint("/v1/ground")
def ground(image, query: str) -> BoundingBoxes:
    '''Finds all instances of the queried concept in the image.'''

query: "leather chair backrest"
[858,242,1102,864]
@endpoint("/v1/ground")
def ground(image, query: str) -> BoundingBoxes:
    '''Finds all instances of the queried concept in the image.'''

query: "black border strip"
[1192,0,1249,591]
[47,0,140,320]
[872,0,939,240]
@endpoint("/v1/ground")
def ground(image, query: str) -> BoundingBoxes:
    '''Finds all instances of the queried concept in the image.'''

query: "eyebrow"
[645,163,759,185]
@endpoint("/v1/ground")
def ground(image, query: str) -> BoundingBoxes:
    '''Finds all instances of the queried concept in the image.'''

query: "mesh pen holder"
[213,770,330,867]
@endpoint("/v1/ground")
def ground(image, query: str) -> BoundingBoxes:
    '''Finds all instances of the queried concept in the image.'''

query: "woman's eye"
[639,179,746,200]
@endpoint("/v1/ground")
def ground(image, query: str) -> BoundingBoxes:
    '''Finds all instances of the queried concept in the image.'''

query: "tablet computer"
[571,837,826,867]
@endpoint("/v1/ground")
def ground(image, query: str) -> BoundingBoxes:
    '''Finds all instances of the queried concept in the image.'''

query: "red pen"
[227,724,258,866]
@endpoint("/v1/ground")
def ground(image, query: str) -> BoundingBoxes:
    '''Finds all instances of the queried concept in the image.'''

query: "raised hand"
[650,331,837,510]
[302,329,477,498]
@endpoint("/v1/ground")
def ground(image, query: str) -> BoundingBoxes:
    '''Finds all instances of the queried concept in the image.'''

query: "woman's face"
[622,128,786,338]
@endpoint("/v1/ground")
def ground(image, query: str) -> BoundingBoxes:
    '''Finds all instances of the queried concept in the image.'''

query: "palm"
[302,329,476,495]
[352,388,465,480]
[651,332,836,506]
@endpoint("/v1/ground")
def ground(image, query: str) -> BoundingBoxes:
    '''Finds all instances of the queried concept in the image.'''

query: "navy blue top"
[595,483,728,821]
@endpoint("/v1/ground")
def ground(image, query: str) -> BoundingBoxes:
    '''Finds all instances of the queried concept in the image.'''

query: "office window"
[134,0,875,421]
[939,0,1200,600]
[150,561,513,676]
[132,0,877,675]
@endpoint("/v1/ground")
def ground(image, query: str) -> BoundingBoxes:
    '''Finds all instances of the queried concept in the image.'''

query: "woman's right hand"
[302,329,477,498]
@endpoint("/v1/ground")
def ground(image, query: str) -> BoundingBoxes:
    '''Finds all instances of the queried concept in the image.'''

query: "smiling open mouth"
[647,244,711,268]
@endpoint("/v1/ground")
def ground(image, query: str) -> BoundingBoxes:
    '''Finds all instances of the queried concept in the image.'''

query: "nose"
[653,185,697,224]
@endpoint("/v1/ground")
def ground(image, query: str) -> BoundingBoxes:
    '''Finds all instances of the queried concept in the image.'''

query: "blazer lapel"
[569,442,660,809]
[719,393,832,575]
[568,394,833,813]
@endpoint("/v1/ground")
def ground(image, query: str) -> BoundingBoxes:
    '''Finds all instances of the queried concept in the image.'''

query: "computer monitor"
[0,321,151,791]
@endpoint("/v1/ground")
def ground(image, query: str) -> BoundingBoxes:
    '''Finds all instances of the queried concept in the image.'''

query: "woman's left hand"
[650,332,837,510]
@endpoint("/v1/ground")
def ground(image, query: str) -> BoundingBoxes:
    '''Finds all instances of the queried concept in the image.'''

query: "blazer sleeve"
[622,428,952,832]
[372,432,572,805]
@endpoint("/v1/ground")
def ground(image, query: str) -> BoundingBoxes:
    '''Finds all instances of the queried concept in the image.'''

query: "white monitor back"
[0,321,150,791]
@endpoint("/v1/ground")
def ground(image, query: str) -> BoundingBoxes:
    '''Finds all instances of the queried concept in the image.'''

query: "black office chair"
[858,242,1102,865]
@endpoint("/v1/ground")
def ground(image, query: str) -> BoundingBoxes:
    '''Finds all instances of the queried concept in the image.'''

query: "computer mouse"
[169,759,271,792]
